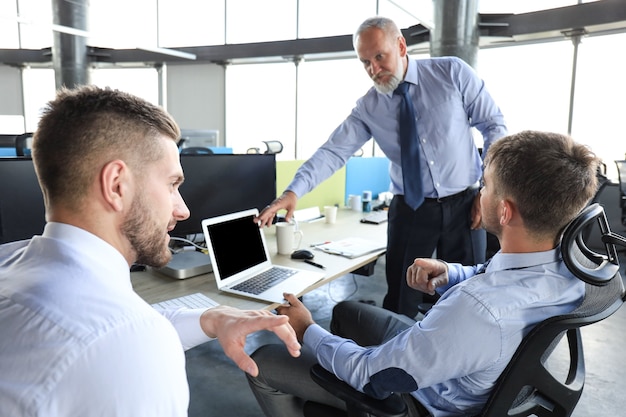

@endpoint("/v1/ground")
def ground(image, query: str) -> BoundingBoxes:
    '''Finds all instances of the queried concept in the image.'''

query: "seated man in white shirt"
[0,85,301,416]
[246,130,600,417]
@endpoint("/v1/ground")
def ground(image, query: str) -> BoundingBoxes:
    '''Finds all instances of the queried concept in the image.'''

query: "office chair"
[15,132,33,156]
[304,203,625,417]
[247,140,284,155]
[615,160,626,226]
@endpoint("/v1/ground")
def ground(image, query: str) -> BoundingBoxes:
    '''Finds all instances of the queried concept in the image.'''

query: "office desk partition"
[131,209,387,310]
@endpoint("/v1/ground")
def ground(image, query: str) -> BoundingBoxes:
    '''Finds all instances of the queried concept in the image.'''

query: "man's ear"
[500,199,514,225]
[398,35,407,57]
[100,160,129,212]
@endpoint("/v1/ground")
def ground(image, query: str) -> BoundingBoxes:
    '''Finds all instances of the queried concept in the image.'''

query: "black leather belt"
[424,187,472,203]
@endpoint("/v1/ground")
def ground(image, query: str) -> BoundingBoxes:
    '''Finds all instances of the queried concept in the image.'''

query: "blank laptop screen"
[205,214,267,281]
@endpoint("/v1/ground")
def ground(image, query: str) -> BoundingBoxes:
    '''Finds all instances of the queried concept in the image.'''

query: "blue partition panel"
[345,157,391,204]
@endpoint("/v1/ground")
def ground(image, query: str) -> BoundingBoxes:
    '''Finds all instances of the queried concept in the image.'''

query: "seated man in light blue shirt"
[246,130,600,417]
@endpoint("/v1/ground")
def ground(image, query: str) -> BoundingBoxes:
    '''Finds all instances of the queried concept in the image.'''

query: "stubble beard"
[122,193,172,268]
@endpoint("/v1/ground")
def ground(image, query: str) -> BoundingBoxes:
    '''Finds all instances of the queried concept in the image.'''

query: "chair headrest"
[561,203,623,286]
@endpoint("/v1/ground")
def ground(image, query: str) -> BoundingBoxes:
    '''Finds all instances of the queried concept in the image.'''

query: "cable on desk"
[326,273,359,303]
[169,236,207,253]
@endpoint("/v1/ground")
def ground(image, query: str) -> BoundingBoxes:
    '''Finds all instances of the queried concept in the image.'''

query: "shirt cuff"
[303,323,332,350]
[158,307,214,350]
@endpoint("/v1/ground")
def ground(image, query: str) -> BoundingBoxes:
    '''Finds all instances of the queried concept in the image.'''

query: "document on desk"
[315,238,386,258]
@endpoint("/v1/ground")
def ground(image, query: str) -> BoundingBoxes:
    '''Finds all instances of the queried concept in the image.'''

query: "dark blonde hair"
[485,130,600,238]
[32,85,180,209]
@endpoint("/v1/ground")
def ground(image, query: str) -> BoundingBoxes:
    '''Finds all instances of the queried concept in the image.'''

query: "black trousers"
[383,190,476,318]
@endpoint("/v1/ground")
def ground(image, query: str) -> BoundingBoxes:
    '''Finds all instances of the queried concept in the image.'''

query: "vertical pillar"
[51,0,90,89]
[430,0,479,68]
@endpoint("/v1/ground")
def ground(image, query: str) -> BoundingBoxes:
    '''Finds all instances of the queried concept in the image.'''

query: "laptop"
[201,208,325,303]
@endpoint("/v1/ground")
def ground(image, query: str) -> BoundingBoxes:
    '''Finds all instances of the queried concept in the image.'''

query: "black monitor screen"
[0,155,276,243]
[171,154,276,238]
[0,158,46,243]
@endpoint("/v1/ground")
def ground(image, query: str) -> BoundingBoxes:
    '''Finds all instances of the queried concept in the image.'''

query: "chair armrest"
[309,364,408,417]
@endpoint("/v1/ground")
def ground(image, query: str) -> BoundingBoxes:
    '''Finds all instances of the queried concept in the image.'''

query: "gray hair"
[353,16,402,45]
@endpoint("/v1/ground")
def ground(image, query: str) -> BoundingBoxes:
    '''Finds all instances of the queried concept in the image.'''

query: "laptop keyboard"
[232,267,297,295]
[151,292,219,309]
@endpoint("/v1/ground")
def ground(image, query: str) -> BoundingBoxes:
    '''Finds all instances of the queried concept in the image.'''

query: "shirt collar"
[42,222,132,288]
[404,54,418,86]
[486,248,562,274]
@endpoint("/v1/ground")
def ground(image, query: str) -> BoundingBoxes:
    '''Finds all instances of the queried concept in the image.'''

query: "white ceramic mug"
[324,205,338,224]
[349,195,362,212]
[275,222,304,255]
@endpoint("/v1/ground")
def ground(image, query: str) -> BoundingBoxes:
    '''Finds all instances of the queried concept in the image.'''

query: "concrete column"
[430,0,479,68]
[51,0,90,89]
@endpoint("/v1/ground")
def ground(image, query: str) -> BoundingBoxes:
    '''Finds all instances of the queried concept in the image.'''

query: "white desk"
[131,208,388,310]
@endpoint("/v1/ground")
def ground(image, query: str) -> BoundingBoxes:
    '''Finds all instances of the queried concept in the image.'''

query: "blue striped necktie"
[394,82,424,210]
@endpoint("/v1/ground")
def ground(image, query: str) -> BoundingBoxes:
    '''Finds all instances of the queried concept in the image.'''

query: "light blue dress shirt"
[0,223,212,416]
[287,56,508,199]
[304,249,585,417]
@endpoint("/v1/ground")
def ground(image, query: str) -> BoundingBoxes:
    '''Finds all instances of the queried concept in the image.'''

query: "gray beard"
[373,75,401,94]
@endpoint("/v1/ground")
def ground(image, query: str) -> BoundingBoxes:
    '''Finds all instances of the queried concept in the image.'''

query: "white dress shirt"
[0,223,212,416]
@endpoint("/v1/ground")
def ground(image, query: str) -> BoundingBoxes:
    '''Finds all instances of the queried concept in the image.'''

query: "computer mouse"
[291,249,314,260]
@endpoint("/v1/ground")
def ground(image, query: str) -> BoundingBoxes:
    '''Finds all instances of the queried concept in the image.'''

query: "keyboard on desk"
[231,267,297,295]
[151,292,219,310]
[360,210,388,224]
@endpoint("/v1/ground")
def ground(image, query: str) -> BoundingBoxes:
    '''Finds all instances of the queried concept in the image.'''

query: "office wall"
[166,63,225,146]
[276,160,346,210]
[0,65,23,115]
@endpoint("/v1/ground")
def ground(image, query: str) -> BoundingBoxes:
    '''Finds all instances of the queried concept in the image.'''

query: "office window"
[90,0,157,49]
[378,0,431,30]
[20,67,159,133]
[91,68,159,105]
[0,0,19,48]
[298,0,377,39]
[0,116,25,134]
[225,0,296,44]
[12,0,53,49]
[296,58,373,159]
[571,32,626,181]
[21,68,55,132]
[479,0,585,14]
[477,41,572,136]
[225,62,296,158]
[158,0,225,47]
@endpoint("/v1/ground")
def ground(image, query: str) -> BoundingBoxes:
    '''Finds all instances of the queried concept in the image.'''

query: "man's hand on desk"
[276,293,316,343]
[255,191,298,227]
[199,306,301,377]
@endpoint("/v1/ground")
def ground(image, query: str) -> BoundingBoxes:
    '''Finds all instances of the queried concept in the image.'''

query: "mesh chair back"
[480,204,625,417]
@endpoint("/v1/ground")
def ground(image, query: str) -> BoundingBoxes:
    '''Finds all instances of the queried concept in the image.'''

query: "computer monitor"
[0,157,46,243]
[171,154,277,239]
[0,154,277,244]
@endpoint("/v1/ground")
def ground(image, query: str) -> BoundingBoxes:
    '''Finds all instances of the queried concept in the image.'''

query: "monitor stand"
[156,251,213,279]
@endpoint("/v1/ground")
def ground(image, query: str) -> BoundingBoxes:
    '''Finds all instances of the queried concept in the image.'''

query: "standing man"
[0,85,301,416]
[256,16,507,318]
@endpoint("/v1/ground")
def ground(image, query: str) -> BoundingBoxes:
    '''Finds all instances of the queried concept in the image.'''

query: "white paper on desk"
[315,238,386,258]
